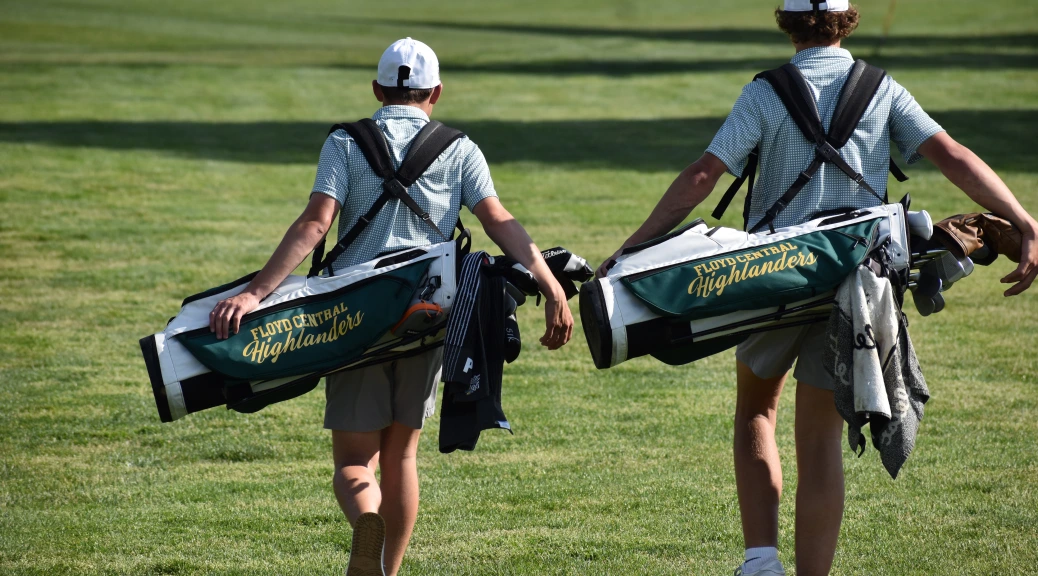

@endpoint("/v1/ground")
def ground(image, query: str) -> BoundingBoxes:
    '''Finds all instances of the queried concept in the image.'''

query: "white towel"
[824,265,929,479]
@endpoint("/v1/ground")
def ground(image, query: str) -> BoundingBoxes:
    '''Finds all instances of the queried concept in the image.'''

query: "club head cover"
[541,247,593,300]
[504,314,521,363]
[971,243,997,266]
[906,210,933,241]
[485,256,540,296]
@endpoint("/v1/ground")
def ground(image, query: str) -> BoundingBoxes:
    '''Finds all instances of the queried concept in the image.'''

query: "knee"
[333,455,379,491]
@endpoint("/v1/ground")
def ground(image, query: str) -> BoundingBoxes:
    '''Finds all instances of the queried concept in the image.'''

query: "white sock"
[743,546,779,572]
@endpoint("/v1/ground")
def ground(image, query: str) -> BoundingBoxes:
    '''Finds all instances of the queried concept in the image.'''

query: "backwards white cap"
[377,37,441,90]
[782,0,849,12]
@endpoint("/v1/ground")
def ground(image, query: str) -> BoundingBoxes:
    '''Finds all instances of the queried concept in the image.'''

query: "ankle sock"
[743,546,779,573]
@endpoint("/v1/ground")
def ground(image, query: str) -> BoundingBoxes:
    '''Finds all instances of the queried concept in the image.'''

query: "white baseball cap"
[377,37,441,89]
[782,0,849,12]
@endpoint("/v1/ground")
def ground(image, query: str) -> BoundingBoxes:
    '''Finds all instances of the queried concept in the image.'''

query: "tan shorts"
[734,321,834,390]
[323,348,443,432]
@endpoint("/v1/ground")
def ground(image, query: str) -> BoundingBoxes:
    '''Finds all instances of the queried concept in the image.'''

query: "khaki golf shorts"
[735,321,834,390]
[324,348,443,432]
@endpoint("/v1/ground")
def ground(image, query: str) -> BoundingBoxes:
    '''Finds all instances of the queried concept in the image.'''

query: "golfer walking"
[597,2,1038,574]
[209,38,574,576]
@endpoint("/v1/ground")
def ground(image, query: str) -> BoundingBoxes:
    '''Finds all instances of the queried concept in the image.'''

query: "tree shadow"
[355,18,1038,50]
[361,52,1036,77]
[0,110,1033,173]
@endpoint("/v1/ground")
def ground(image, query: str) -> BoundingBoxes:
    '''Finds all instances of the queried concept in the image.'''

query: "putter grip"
[906,210,933,240]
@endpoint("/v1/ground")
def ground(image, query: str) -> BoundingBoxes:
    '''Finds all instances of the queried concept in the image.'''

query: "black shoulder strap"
[760,64,827,146]
[397,121,465,187]
[710,148,758,228]
[712,60,908,231]
[309,120,466,277]
[828,60,886,147]
[332,119,395,181]
[746,60,887,233]
[712,65,826,230]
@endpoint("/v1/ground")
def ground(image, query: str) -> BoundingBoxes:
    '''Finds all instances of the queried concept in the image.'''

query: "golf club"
[912,271,942,298]
[959,256,975,277]
[932,292,946,314]
[913,288,936,316]
[930,252,967,284]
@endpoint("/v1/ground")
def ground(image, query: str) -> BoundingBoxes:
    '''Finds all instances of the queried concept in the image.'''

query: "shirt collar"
[790,46,853,66]
[372,105,430,123]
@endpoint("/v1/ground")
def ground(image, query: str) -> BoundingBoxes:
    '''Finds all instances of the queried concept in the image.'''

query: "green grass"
[1,1,1036,574]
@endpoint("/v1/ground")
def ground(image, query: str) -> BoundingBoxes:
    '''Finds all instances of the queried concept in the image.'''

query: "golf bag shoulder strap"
[758,63,827,146]
[397,120,466,187]
[309,120,466,277]
[736,60,895,233]
[828,60,887,148]
[329,119,395,182]
[710,147,758,229]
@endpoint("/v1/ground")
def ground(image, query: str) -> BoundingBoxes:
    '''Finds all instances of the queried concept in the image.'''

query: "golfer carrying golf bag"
[596,2,1038,574]
[208,38,573,576]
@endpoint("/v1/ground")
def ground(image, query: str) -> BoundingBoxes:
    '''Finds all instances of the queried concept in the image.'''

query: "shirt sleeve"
[311,132,350,205]
[459,140,498,211]
[706,83,764,177]
[887,77,944,165]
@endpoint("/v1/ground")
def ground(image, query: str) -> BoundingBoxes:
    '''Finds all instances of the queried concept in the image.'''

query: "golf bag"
[580,203,919,369]
[142,118,471,422]
[141,241,460,422]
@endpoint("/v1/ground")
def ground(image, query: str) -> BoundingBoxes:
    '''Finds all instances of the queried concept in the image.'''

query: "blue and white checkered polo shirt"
[312,105,497,270]
[706,47,944,231]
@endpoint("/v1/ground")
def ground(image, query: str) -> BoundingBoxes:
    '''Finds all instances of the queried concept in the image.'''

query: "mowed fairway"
[1,1,1036,574]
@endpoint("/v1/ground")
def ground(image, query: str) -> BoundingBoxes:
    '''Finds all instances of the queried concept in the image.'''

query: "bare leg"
[794,382,845,576]
[734,360,788,548]
[377,422,423,576]
[332,430,383,525]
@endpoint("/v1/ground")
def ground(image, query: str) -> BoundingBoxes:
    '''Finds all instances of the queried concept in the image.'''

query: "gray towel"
[823,265,929,479]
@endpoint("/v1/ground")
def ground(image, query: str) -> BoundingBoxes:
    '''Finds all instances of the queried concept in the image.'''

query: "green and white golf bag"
[580,204,922,369]
[141,241,458,422]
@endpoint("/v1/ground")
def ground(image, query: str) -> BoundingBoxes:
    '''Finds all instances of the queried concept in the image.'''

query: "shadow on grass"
[0,110,1033,172]
[357,18,1038,49]
[374,53,1037,76]
[5,51,1032,75]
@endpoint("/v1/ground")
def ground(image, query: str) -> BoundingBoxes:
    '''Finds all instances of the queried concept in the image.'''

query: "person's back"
[315,103,493,269]
[709,45,941,231]
[597,1,1038,574]
[208,37,574,576]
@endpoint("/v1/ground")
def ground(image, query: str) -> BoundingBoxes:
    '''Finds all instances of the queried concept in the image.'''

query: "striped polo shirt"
[312,106,497,271]
[706,47,944,230]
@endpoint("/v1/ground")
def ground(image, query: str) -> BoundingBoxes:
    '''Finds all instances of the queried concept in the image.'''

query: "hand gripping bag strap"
[749,60,888,234]
[309,119,466,276]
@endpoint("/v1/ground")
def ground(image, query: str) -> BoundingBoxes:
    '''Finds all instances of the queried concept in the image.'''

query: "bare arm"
[209,194,340,339]
[472,197,573,349]
[918,132,1038,295]
[595,153,729,277]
